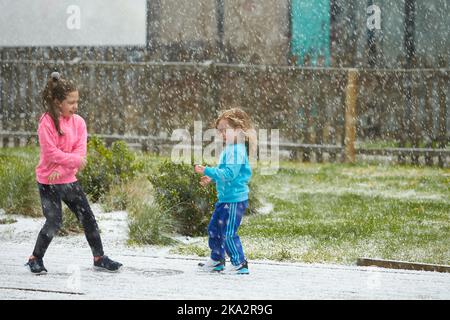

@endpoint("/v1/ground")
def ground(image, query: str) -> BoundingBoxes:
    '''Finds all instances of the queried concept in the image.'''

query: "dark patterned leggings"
[32,181,104,258]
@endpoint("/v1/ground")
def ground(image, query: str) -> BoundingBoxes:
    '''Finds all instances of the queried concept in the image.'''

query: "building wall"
[158,0,217,45]
[415,0,450,66]
[223,0,290,65]
[0,0,447,67]
[154,0,291,65]
[331,0,449,68]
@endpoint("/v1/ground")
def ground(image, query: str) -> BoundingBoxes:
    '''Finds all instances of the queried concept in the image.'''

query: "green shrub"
[127,201,175,245]
[101,176,153,212]
[57,205,83,236]
[0,154,41,217]
[100,182,130,212]
[149,161,216,236]
[149,160,261,237]
[247,179,262,216]
[100,173,173,246]
[78,137,112,202]
[78,137,143,202]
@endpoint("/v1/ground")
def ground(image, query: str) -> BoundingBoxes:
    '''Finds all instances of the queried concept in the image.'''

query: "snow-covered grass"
[0,147,41,217]
[1,148,448,266]
[0,217,17,225]
[172,162,450,266]
[127,200,175,246]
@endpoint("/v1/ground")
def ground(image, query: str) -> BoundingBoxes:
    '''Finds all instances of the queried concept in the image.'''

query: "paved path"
[1,242,449,300]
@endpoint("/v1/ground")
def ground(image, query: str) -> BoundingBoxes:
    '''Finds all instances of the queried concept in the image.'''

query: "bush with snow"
[78,136,144,202]
[149,160,261,237]
[0,151,41,217]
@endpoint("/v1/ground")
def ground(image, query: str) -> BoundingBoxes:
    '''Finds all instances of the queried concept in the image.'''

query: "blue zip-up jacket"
[204,143,252,203]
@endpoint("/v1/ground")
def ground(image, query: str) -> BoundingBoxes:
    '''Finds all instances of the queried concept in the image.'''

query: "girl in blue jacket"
[195,108,254,275]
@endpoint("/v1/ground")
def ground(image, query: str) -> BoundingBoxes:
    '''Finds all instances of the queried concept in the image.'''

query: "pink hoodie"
[36,113,86,185]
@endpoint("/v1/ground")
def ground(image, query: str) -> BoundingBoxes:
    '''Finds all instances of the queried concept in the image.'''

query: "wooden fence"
[0,55,448,167]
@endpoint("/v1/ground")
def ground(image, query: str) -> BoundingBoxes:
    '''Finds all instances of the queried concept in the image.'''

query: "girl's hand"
[200,175,212,187]
[48,171,60,182]
[194,165,205,174]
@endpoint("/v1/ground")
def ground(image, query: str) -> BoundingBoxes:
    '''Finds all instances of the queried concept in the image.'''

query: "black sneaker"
[93,256,123,272]
[25,257,47,274]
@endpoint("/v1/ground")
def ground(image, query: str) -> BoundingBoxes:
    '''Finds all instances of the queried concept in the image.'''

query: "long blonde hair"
[214,108,257,155]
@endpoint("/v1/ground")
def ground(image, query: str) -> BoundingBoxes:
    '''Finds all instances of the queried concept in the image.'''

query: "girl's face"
[217,119,241,144]
[56,90,79,118]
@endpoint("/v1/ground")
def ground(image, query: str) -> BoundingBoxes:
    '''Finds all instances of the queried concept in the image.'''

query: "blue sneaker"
[226,260,249,275]
[198,258,225,272]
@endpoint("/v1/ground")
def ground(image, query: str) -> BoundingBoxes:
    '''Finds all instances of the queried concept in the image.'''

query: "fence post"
[437,56,448,168]
[302,68,313,162]
[411,71,420,165]
[423,71,434,165]
[344,69,358,163]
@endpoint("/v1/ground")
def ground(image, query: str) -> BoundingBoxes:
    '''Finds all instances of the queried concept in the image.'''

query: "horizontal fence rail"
[0,58,448,167]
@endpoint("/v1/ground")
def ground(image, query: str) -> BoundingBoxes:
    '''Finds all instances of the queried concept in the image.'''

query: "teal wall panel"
[291,0,331,66]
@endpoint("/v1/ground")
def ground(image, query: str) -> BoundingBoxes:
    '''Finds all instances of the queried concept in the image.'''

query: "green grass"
[0,217,17,224]
[1,147,449,266]
[127,201,175,246]
[172,162,450,265]
[57,205,84,236]
[0,147,41,217]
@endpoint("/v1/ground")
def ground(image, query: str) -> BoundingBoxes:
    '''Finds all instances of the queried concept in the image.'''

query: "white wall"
[0,0,147,47]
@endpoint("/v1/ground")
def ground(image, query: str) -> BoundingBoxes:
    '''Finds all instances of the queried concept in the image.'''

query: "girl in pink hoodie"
[26,72,122,274]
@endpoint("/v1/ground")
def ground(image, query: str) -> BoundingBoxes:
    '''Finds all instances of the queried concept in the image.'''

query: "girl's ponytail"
[41,72,77,135]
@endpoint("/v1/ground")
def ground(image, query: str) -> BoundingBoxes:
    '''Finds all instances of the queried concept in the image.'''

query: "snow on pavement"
[0,208,449,300]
